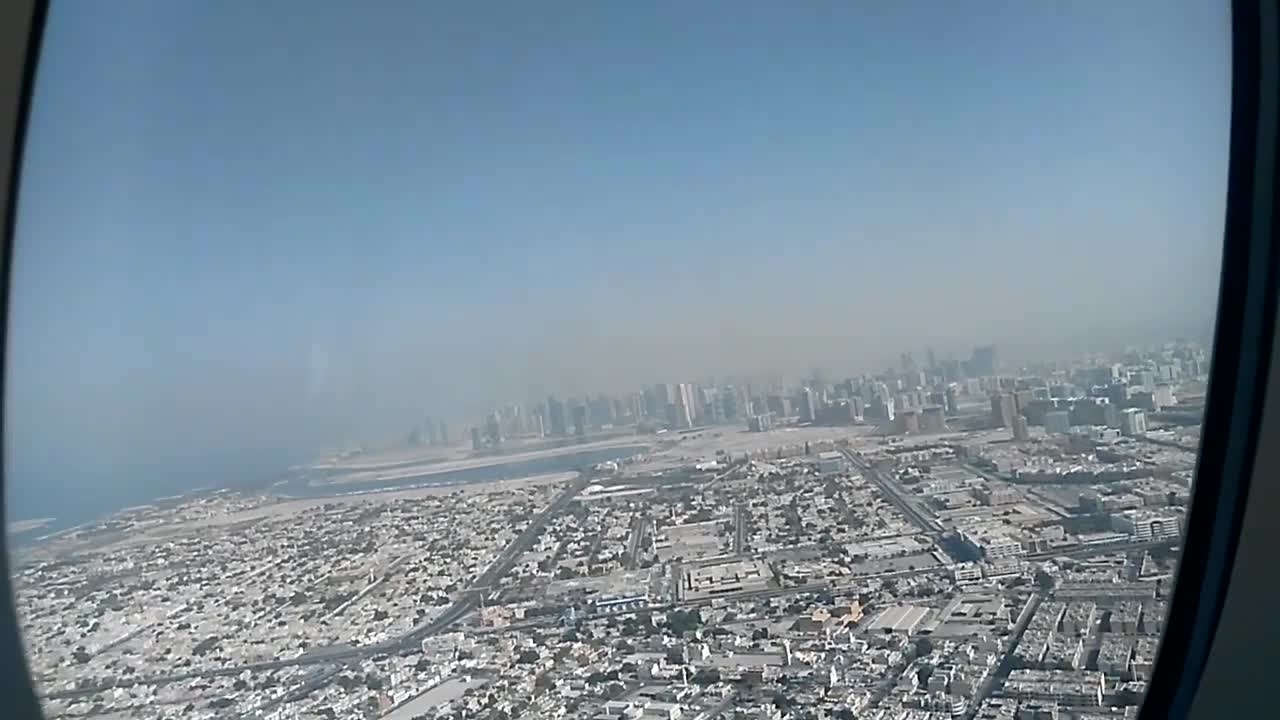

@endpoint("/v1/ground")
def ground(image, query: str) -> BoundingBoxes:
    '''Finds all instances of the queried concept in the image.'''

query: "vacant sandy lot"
[383,677,490,720]
[625,425,874,473]
[309,444,469,471]
[313,436,650,486]
[312,429,642,472]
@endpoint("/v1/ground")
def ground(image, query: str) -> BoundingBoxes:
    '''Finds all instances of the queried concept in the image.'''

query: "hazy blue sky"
[6,1,1229,519]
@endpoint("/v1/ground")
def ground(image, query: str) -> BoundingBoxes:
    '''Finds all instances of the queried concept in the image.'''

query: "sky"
[5,1,1230,521]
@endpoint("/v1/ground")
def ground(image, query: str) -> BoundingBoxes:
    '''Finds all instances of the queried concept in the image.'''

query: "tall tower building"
[1012,415,1031,441]
[1121,408,1148,436]
[673,383,696,429]
[798,388,818,423]
[485,413,503,446]
[629,392,646,420]
[944,385,960,415]
[971,345,998,377]
[991,392,1017,428]
[850,396,865,421]
[920,406,946,433]
[766,394,789,417]
[547,396,568,437]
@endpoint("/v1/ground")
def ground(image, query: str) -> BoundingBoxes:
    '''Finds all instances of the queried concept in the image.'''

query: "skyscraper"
[1044,410,1072,434]
[721,385,744,421]
[589,395,614,427]
[572,404,589,437]
[547,396,568,437]
[920,406,946,433]
[991,392,1017,428]
[971,345,998,376]
[628,392,645,420]
[673,383,695,429]
[868,395,895,422]
[1013,390,1034,415]
[1107,383,1131,408]
[850,396,865,421]
[503,404,524,436]
[485,412,503,446]
[798,387,818,423]
[1120,408,1148,436]
[766,394,789,417]
[1012,415,1031,441]
[645,384,673,419]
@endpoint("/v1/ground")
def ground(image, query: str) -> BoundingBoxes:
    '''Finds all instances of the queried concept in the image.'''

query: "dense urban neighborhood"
[13,341,1204,720]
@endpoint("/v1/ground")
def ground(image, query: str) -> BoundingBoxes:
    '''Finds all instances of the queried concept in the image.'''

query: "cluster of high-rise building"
[468,383,753,449]
[407,418,449,447]
[455,341,1209,451]
[987,343,1208,439]
[455,345,1011,448]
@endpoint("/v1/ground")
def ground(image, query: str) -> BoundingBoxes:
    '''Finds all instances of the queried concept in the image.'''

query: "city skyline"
[441,338,1209,452]
[4,2,1228,522]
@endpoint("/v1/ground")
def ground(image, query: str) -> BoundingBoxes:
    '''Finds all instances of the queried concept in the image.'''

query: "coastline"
[5,517,54,535]
[5,440,650,550]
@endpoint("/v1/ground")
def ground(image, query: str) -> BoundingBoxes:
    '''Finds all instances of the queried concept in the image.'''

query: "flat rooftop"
[866,605,932,634]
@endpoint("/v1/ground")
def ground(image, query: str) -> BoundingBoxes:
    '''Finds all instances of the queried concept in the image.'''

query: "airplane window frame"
[1139,1,1280,717]
[0,2,1275,719]
[0,1,48,718]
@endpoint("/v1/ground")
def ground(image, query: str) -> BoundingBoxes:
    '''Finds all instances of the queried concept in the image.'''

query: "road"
[733,503,748,556]
[250,664,345,717]
[964,591,1043,719]
[624,513,648,570]
[840,449,943,533]
[397,472,594,646]
[1025,536,1176,561]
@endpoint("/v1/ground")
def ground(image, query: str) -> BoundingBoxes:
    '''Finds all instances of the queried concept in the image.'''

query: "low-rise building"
[815,451,846,475]
[1110,510,1182,541]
